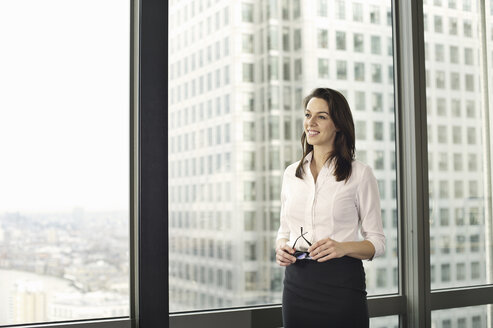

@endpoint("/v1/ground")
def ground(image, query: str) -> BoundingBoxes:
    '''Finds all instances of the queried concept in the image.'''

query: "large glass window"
[0,0,130,325]
[168,0,396,314]
[432,305,490,328]
[424,0,493,310]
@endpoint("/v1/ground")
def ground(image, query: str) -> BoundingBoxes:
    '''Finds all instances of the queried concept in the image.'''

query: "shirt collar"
[302,151,334,170]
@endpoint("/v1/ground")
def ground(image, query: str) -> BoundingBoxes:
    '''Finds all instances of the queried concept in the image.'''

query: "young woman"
[275,88,385,327]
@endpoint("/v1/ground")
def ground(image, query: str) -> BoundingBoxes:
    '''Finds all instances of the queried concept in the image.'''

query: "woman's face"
[304,97,338,148]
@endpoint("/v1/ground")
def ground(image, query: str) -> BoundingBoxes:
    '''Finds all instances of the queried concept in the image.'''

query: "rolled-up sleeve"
[276,169,290,242]
[356,166,386,260]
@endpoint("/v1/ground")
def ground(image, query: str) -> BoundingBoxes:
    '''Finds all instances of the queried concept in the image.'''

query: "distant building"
[48,291,128,321]
[11,280,46,324]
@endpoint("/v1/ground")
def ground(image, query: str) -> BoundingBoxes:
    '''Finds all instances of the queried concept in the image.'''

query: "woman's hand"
[275,240,297,266]
[308,238,348,262]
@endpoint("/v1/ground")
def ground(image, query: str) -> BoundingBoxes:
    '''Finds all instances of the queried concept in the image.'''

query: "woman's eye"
[319,116,326,119]
[304,113,310,118]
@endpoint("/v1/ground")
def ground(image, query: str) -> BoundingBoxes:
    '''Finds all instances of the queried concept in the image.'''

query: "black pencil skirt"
[282,256,369,328]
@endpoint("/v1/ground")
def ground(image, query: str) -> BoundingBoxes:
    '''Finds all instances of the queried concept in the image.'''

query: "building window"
[372,92,383,112]
[441,263,451,282]
[354,33,364,52]
[374,122,384,141]
[354,62,365,81]
[336,31,346,50]
[434,15,443,33]
[336,60,347,80]
[335,0,345,19]
[370,5,380,24]
[370,35,381,54]
[317,0,328,17]
[241,3,254,22]
[242,63,254,82]
[352,2,363,22]
[317,29,329,48]
[374,151,384,170]
[318,58,329,78]
[449,17,458,35]
[355,91,366,110]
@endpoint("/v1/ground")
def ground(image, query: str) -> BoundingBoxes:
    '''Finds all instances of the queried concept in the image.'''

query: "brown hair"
[295,88,355,182]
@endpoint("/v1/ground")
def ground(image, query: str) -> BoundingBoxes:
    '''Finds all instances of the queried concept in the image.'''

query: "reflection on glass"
[0,0,130,325]
[168,0,397,312]
[425,0,493,291]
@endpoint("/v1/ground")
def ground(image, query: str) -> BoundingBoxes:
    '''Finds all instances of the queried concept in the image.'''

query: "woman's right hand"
[275,241,297,266]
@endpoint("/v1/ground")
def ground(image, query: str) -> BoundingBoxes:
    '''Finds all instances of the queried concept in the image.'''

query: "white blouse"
[276,151,386,259]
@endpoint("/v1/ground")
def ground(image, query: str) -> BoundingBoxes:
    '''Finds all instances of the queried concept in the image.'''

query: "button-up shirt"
[276,151,386,259]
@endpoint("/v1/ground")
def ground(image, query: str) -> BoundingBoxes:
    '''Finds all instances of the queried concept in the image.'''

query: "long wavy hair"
[295,88,355,182]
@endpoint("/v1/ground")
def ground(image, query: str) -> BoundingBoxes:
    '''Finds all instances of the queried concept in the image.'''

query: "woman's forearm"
[342,240,376,260]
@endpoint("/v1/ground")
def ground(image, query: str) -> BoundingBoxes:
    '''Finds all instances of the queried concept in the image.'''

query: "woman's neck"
[311,145,333,169]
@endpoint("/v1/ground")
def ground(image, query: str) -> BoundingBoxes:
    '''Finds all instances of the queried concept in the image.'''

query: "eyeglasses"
[292,227,312,260]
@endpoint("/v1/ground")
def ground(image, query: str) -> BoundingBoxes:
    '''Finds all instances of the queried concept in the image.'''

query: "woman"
[275,88,385,327]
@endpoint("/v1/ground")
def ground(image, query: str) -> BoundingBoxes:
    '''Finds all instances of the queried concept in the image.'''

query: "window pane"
[432,305,490,328]
[370,315,399,328]
[168,0,397,313]
[425,1,493,289]
[0,0,130,325]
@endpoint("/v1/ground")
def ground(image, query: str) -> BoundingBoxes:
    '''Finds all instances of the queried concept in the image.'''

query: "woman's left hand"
[308,238,348,262]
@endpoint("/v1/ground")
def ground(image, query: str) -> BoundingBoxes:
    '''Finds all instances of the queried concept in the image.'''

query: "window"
[464,20,472,37]
[354,62,365,81]
[449,45,459,63]
[241,3,254,22]
[372,93,383,112]
[370,6,380,24]
[268,26,279,50]
[282,27,290,51]
[371,64,382,83]
[242,34,254,53]
[336,31,346,50]
[371,35,381,55]
[435,70,445,88]
[318,58,329,78]
[374,122,384,141]
[283,58,290,80]
[374,151,385,170]
[355,91,366,110]
[242,63,254,82]
[335,0,345,19]
[355,121,366,140]
[352,3,363,22]
[434,16,443,33]
[293,29,302,50]
[449,17,458,35]
[435,44,444,62]
[165,0,493,325]
[0,1,130,325]
[465,74,474,91]
[317,0,328,17]
[268,57,279,80]
[354,33,364,52]
[336,60,347,80]
[317,29,328,48]
[464,48,473,65]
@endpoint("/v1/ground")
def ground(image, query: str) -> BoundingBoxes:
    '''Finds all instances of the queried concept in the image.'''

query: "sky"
[0,0,130,212]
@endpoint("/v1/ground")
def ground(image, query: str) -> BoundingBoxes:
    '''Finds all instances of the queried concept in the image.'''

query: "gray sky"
[0,0,130,212]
